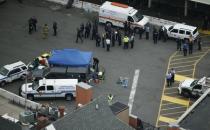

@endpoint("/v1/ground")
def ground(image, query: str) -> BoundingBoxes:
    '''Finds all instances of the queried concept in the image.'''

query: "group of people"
[166,68,176,87]
[76,20,138,51]
[28,17,58,39]
[176,35,202,56]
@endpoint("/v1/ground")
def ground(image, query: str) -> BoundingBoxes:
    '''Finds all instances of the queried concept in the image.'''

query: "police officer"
[42,24,49,39]
[107,94,114,105]
[76,28,83,43]
[123,35,129,49]
[53,22,57,36]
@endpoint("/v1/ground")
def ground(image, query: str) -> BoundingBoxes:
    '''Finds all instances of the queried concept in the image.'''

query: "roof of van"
[4,61,26,70]
[174,24,197,31]
[100,1,136,15]
[39,78,78,86]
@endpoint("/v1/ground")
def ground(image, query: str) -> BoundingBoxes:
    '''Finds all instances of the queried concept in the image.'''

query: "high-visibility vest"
[123,37,129,43]
[107,94,113,105]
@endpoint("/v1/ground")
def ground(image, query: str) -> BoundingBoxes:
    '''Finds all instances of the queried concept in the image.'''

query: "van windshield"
[0,67,9,76]
[132,11,143,22]
[32,81,39,90]
[193,28,198,34]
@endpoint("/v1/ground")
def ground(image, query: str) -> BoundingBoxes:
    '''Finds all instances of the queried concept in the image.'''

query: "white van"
[99,1,149,29]
[164,23,199,40]
[20,78,78,101]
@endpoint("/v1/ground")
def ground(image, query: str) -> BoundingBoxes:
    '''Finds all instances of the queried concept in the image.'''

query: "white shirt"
[106,39,110,45]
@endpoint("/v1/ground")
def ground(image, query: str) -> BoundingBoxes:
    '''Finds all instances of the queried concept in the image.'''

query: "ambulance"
[99,1,149,30]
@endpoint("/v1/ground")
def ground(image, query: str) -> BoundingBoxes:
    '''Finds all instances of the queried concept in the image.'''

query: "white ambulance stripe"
[128,69,140,114]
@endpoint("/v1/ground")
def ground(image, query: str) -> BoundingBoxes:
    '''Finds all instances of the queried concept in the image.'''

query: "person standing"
[170,68,176,83]
[76,28,83,43]
[153,29,158,44]
[176,38,182,51]
[80,23,84,37]
[123,35,129,49]
[28,18,33,34]
[42,24,49,39]
[158,26,164,40]
[111,31,115,47]
[96,33,101,47]
[145,25,150,40]
[118,31,122,46]
[93,57,99,72]
[197,36,202,51]
[130,33,135,49]
[166,72,172,87]
[102,33,106,48]
[163,27,167,42]
[106,37,111,52]
[32,16,37,32]
[188,35,193,54]
[85,22,90,38]
[183,42,188,56]
[91,24,97,40]
[123,21,128,35]
[139,27,144,39]
[53,22,57,36]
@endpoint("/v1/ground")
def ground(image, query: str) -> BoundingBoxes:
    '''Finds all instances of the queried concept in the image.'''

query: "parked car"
[178,77,209,98]
[20,78,78,101]
[163,23,199,40]
[0,61,28,87]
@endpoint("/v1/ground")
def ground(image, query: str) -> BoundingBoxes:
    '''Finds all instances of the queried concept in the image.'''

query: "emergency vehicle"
[99,1,149,30]
[20,78,78,101]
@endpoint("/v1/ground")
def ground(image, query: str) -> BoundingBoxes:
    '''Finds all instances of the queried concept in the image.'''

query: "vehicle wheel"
[27,94,34,101]
[134,27,140,33]
[0,81,6,87]
[65,94,73,101]
[181,91,191,98]
[106,22,112,27]
[20,74,26,80]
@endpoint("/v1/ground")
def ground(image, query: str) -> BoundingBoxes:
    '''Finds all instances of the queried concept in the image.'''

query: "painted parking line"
[175,74,193,82]
[171,55,202,61]
[176,69,194,73]
[159,116,176,123]
[162,95,189,106]
[170,60,197,65]
[169,64,194,69]
[128,69,140,114]
[161,106,186,111]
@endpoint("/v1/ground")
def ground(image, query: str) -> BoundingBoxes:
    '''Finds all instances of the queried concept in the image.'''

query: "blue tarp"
[48,49,92,67]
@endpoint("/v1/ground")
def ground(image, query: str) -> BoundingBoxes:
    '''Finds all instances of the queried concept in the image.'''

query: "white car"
[178,77,207,97]
[164,23,199,40]
[0,61,28,87]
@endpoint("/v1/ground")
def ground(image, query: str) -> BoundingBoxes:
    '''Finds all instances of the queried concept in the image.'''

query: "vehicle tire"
[20,74,26,80]
[134,27,140,33]
[27,94,34,101]
[65,94,73,101]
[0,81,6,87]
[105,22,112,27]
[181,90,191,98]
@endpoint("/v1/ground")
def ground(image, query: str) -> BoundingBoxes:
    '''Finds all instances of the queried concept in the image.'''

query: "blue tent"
[48,49,92,67]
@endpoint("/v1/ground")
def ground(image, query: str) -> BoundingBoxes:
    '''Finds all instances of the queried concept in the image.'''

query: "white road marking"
[128,69,140,114]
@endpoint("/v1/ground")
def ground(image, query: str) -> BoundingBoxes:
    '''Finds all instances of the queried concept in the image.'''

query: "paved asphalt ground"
[0,0,210,126]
